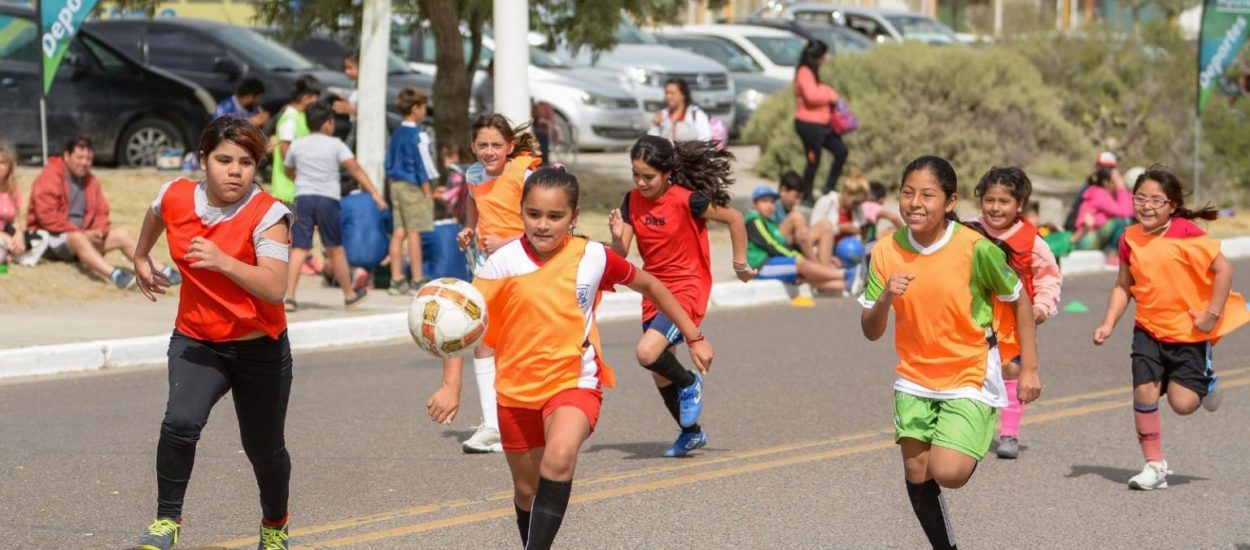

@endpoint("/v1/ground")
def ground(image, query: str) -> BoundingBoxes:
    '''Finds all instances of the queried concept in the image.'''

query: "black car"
[86,18,353,118]
[0,5,214,166]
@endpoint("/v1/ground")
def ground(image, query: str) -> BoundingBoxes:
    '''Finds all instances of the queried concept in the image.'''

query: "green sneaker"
[258,522,289,550]
[138,518,180,550]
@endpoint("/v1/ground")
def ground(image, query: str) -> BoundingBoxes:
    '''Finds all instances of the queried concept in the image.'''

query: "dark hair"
[901,155,958,221]
[290,75,321,102]
[664,78,693,110]
[975,166,1033,206]
[395,86,429,116]
[197,116,267,163]
[868,180,889,202]
[630,135,735,208]
[1088,167,1113,189]
[779,170,805,192]
[62,135,94,155]
[522,165,579,210]
[472,113,539,159]
[1133,166,1219,221]
[304,102,334,133]
[797,39,828,81]
[237,78,265,97]
[439,142,462,159]
[343,50,359,65]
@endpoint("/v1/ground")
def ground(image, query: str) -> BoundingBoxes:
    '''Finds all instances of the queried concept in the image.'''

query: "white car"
[653,24,805,82]
[751,2,960,45]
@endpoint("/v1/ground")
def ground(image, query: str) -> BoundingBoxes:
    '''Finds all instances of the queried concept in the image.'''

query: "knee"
[513,481,537,509]
[1170,400,1200,416]
[930,464,971,489]
[540,446,578,480]
[902,458,928,483]
[635,344,663,367]
[160,412,204,445]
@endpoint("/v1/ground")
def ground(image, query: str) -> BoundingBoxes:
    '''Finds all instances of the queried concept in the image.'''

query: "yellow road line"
[215,372,1250,548]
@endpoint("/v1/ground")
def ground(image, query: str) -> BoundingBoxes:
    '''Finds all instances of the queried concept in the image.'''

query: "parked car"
[86,18,353,117]
[751,3,959,45]
[654,25,804,82]
[652,33,787,134]
[395,25,647,151]
[0,5,214,166]
[737,19,873,55]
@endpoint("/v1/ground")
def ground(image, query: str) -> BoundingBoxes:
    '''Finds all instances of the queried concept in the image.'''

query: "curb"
[1058,236,1250,276]
[1,280,792,380]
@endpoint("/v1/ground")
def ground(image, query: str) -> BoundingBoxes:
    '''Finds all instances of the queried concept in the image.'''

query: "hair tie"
[551,163,566,172]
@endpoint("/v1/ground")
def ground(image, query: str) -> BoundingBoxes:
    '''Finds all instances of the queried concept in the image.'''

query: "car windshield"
[884,15,958,44]
[531,48,571,68]
[802,26,871,53]
[210,27,314,70]
[745,35,803,66]
[668,37,762,73]
[614,20,658,44]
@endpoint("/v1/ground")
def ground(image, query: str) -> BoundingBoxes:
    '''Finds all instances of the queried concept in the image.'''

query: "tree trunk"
[421,0,472,164]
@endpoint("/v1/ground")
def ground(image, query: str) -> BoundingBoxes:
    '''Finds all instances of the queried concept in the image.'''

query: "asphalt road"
[2,261,1249,549]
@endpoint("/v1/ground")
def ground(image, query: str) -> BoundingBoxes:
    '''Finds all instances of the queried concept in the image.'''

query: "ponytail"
[630,135,735,208]
[1133,165,1220,222]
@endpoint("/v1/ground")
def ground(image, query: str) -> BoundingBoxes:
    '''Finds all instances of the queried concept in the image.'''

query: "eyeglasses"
[1132,195,1169,208]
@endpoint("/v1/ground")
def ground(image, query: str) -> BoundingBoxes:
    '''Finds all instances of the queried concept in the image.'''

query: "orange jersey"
[861,224,1021,400]
[476,237,634,408]
[160,178,288,341]
[471,154,541,247]
[1122,219,1250,342]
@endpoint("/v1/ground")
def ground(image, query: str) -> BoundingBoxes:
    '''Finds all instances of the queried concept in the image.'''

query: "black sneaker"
[111,268,137,290]
[345,287,368,308]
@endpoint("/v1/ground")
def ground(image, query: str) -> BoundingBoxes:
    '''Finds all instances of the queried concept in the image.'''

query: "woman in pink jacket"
[1075,167,1134,262]
[793,40,848,199]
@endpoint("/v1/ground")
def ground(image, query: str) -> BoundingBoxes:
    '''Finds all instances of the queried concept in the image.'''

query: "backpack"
[830,98,858,135]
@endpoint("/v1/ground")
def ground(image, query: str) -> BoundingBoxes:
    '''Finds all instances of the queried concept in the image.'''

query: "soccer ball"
[408,278,488,358]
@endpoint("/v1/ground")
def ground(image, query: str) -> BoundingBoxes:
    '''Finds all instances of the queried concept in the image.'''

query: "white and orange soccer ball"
[407,278,488,358]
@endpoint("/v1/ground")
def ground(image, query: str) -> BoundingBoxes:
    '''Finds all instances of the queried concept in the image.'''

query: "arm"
[626,270,713,373]
[1093,263,1134,344]
[186,221,290,304]
[133,208,171,302]
[608,209,634,257]
[746,216,800,259]
[860,272,913,340]
[284,164,297,181]
[704,205,755,281]
[1030,235,1063,322]
[28,176,78,234]
[796,66,837,107]
[427,356,464,424]
[87,182,111,233]
[1192,253,1234,333]
[1012,293,1041,403]
[456,195,478,250]
[343,158,388,210]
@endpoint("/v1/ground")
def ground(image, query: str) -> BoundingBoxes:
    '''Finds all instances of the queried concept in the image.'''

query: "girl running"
[607,135,753,457]
[860,156,1039,549]
[968,167,1062,459]
[131,117,295,550]
[1092,167,1249,490]
[456,114,544,454]
[426,166,713,549]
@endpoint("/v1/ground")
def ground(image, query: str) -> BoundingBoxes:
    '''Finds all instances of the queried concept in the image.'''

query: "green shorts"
[389,179,434,233]
[893,391,997,461]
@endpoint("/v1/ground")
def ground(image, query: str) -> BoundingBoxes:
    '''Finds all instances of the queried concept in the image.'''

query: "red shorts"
[498,388,603,452]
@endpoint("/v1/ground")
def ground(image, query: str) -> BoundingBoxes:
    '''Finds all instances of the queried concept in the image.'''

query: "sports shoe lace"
[147,519,179,536]
[260,524,288,549]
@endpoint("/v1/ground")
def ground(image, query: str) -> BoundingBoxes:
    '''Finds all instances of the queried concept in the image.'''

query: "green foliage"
[745,43,1086,193]
[1202,98,1250,204]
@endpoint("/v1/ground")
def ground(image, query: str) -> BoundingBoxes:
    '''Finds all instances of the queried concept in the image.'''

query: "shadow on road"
[584,441,678,459]
[1065,464,1209,487]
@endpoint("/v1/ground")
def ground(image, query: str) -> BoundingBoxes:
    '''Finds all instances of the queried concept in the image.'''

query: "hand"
[1016,368,1041,404]
[652,111,663,126]
[608,208,627,241]
[1189,309,1218,333]
[372,193,388,211]
[1092,323,1114,345]
[426,384,460,424]
[687,339,714,374]
[7,233,24,255]
[456,227,475,250]
[133,255,170,302]
[185,236,230,273]
[481,234,508,255]
[734,266,757,283]
[1033,306,1047,325]
[332,99,354,115]
[84,229,105,248]
[883,273,915,301]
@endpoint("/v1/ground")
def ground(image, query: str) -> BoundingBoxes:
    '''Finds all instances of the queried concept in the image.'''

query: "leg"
[407,229,425,281]
[388,228,407,281]
[821,131,849,194]
[794,121,824,195]
[156,333,233,520]
[64,231,115,279]
[810,220,835,266]
[900,438,957,550]
[506,448,544,546]
[226,334,294,524]
[463,345,502,452]
[997,359,1024,456]
[1164,384,1202,415]
[284,248,310,303]
[325,246,355,300]
[526,402,595,550]
[796,258,845,292]
[638,315,702,429]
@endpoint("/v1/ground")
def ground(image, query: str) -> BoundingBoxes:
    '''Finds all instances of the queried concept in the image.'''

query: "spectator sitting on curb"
[26,136,180,289]
[0,140,25,267]
[214,78,270,128]
[745,186,847,308]
[773,171,815,253]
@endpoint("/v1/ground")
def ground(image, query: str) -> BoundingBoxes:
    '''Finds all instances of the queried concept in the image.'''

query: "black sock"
[657,384,702,433]
[515,505,531,547]
[525,477,572,550]
[642,350,695,388]
[906,479,957,550]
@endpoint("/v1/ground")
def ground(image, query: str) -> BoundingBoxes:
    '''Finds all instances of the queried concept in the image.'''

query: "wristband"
[1207,309,1222,319]
[686,333,705,345]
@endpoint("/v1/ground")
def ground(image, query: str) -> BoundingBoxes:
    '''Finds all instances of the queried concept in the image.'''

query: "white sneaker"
[461,424,503,453]
[849,262,867,297]
[1127,460,1170,490]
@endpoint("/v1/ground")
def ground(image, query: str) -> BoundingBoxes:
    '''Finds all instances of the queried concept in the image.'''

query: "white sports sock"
[474,355,499,430]
[798,283,814,298]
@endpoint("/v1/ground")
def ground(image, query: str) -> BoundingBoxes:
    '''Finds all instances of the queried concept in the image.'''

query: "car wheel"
[552,111,577,164]
[119,117,184,167]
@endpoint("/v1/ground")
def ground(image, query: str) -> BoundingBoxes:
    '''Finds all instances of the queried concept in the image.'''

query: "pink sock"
[1134,405,1164,463]
[999,379,1023,438]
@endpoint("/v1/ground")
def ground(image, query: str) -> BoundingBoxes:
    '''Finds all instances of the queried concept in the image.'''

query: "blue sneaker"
[677,372,703,428]
[1203,370,1222,412]
[663,429,707,458]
